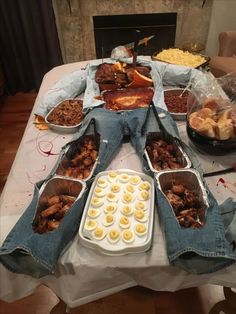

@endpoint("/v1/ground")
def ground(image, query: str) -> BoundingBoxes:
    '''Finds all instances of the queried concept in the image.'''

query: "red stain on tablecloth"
[36,132,60,157]
[217,177,236,194]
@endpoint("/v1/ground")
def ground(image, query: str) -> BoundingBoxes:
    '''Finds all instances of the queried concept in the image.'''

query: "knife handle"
[133,30,141,67]
[133,30,141,53]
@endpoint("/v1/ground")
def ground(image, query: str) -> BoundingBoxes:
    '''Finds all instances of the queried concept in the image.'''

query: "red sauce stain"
[217,177,227,188]
[37,140,59,157]
[35,132,60,157]
[217,177,236,194]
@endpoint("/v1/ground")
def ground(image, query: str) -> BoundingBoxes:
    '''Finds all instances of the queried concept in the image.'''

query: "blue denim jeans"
[1,106,235,277]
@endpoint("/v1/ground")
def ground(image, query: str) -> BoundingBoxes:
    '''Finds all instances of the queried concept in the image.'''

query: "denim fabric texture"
[139,107,236,274]
[1,60,235,277]
[219,198,236,244]
[0,182,89,278]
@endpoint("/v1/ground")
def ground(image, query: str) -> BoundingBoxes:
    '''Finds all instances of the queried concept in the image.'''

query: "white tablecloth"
[0,60,236,308]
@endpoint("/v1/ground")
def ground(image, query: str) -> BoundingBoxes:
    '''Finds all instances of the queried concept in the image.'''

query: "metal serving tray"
[79,169,155,255]
[155,169,209,226]
[32,175,86,233]
[45,98,84,133]
[55,134,99,182]
[144,132,191,173]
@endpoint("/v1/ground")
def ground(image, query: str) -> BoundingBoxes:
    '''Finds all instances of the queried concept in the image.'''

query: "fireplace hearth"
[93,13,177,58]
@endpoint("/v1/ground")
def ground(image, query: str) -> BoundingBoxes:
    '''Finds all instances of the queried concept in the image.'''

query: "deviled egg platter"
[79,169,155,255]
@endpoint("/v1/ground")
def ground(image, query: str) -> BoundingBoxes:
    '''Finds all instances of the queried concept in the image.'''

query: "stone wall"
[53,0,213,63]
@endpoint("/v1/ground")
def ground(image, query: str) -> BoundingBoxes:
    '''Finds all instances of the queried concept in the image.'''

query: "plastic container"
[79,169,155,255]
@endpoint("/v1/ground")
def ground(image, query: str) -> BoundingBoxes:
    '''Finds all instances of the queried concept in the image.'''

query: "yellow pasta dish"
[154,48,206,68]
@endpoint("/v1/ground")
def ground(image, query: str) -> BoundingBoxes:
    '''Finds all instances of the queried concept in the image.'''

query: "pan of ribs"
[33,176,86,234]
[55,134,99,181]
[95,62,154,111]
[102,87,154,111]
[155,169,209,228]
[95,62,152,91]
[145,132,191,173]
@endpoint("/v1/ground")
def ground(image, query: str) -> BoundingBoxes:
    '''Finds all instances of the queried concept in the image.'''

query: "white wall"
[206,0,236,56]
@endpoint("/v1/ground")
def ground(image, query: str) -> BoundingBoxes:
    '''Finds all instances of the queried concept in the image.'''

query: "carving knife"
[124,35,155,49]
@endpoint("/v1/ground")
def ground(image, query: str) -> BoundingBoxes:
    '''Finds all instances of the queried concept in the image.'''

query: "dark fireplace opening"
[93,13,177,59]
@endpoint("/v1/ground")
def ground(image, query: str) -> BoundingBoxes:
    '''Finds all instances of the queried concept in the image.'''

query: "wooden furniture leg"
[209,287,236,314]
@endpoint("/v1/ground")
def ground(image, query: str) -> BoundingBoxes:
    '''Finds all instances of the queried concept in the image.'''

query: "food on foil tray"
[46,99,84,126]
[153,48,207,68]
[164,89,190,113]
[34,194,76,233]
[57,135,98,180]
[188,98,236,140]
[102,87,154,111]
[95,62,153,91]
[145,137,189,171]
[164,184,204,228]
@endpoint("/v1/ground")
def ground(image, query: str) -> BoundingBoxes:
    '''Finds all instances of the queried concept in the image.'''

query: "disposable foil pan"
[155,169,209,226]
[79,169,155,255]
[145,132,191,173]
[45,98,84,133]
[32,175,86,232]
[55,135,99,182]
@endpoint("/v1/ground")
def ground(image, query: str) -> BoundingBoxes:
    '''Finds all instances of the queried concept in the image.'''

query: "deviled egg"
[90,197,104,208]
[135,201,146,211]
[122,229,135,243]
[122,192,133,203]
[94,187,106,198]
[121,205,134,216]
[129,175,141,185]
[106,192,118,202]
[138,190,150,201]
[87,208,101,218]
[84,219,97,231]
[102,214,115,226]
[110,183,121,193]
[107,171,118,182]
[125,184,135,194]
[119,173,130,183]
[92,226,106,240]
[139,181,150,191]
[119,216,130,229]
[104,203,117,214]
[134,223,147,236]
[107,229,120,244]
[134,209,148,222]
[97,178,108,188]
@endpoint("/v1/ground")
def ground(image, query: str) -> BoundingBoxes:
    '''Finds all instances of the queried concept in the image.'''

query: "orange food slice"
[127,70,153,88]
[34,115,49,130]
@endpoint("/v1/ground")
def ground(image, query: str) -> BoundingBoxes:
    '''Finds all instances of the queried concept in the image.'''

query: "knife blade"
[124,35,155,49]
[203,165,236,177]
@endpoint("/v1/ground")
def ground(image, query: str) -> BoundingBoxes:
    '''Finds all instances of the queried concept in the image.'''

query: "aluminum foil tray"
[55,134,99,181]
[155,169,209,228]
[79,169,155,255]
[145,132,191,173]
[32,175,86,233]
[45,98,84,133]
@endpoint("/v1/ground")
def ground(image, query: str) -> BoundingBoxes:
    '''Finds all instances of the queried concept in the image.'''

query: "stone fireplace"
[52,0,213,63]
[93,13,177,58]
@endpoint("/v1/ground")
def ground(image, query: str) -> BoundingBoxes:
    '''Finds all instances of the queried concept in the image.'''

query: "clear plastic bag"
[187,72,236,141]
[217,72,236,102]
